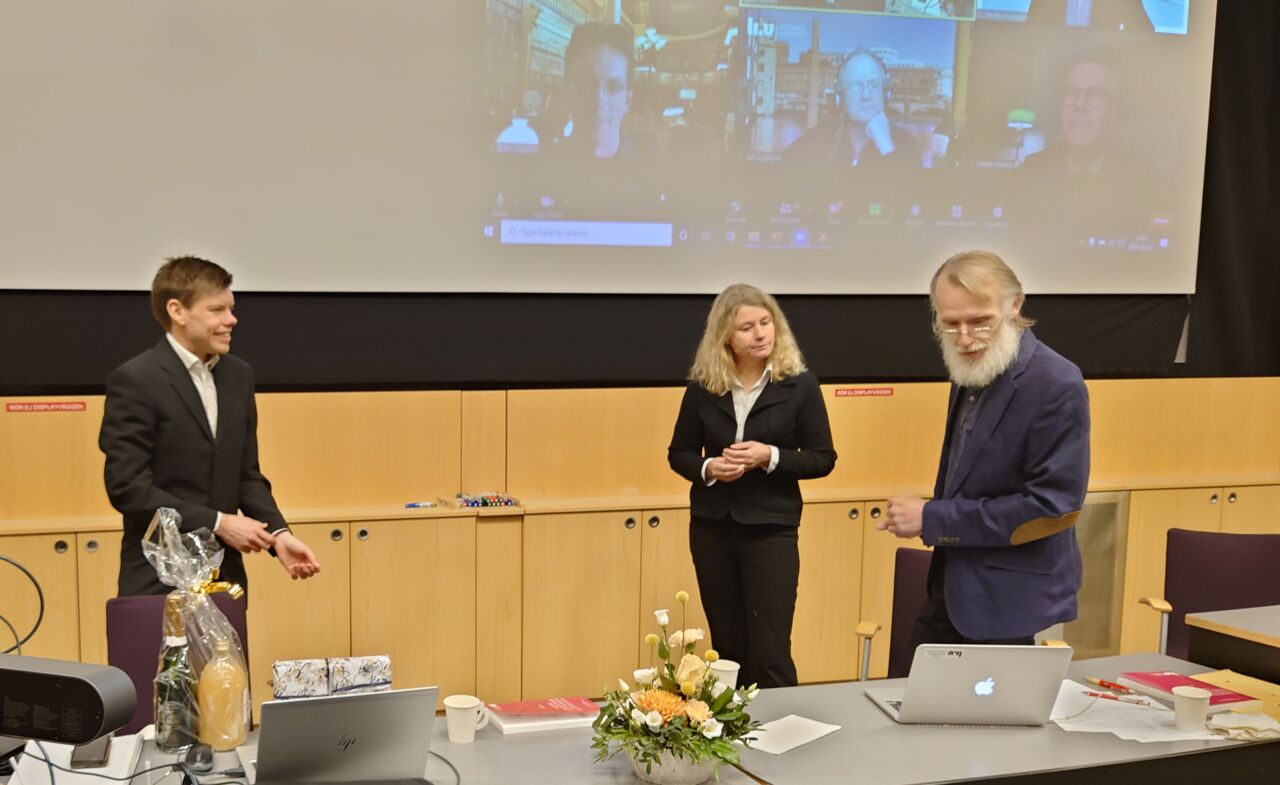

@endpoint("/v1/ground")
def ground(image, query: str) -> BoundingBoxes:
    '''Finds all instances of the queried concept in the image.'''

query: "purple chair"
[887,548,933,679]
[105,593,250,734]
[1141,529,1280,659]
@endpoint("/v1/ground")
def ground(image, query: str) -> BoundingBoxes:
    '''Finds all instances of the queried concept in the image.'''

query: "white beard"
[940,323,1022,389]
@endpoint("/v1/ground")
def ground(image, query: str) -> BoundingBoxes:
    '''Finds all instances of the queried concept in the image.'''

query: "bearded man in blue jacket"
[882,250,1089,652]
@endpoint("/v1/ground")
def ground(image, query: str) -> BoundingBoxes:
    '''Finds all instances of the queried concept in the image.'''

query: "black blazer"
[668,371,836,526]
[99,340,287,596]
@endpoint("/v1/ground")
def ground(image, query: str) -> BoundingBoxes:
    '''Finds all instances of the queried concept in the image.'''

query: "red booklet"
[485,696,598,716]
[484,697,599,735]
[1116,671,1262,713]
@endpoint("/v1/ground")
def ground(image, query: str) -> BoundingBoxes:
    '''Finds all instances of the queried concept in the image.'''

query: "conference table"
[41,653,1275,785]
[1185,604,1280,683]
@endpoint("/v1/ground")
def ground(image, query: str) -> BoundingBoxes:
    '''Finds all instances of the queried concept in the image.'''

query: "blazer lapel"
[213,362,233,444]
[710,388,735,420]
[747,376,790,416]
[944,330,1039,496]
[154,340,215,443]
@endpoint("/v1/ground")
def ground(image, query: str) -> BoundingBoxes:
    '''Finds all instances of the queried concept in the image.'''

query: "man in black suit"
[100,256,320,596]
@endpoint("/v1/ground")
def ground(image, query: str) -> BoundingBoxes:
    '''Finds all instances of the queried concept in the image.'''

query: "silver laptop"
[864,644,1072,726]
[237,686,438,785]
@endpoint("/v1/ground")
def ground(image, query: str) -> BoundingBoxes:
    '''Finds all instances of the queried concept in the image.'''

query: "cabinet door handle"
[847,507,860,521]
[647,516,661,528]
[624,517,637,529]
[331,528,345,541]
[54,540,69,554]
[869,507,882,520]
[84,539,99,553]
[1227,492,1238,504]
[356,528,370,541]
[1209,493,1219,505]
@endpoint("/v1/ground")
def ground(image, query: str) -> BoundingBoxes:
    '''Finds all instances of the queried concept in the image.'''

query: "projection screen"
[0,0,1216,294]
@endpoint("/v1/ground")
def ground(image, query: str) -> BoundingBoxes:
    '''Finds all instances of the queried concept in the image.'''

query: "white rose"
[646,710,664,732]
[667,628,705,650]
[700,718,723,739]
[631,708,647,726]
[711,682,727,699]
[675,653,708,689]
[633,668,656,686]
[655,609,670,627]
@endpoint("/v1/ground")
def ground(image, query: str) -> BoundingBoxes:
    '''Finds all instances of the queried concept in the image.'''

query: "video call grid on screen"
[0,0,1213,294]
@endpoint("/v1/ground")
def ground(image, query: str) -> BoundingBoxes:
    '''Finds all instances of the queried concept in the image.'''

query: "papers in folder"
[749,714,841,755]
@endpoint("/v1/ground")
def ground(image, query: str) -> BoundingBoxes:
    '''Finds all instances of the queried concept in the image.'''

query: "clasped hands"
[215,513,321,580]
[707,440,772,483]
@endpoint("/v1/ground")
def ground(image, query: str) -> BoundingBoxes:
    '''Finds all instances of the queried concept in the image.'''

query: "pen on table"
[1084,677,1135,694]
[404,501,436,508]
[1082,691,1150,705]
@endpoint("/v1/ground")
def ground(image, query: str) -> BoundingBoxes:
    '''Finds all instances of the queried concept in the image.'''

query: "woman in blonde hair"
[667,283,836,688]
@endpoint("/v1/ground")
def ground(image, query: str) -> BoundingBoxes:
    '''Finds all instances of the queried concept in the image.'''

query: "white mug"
[443,694,490,743]
[708,659,740,690]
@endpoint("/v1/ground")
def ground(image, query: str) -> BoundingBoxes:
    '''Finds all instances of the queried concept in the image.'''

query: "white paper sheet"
[749,714,841,755]
[1051,680,1224,742]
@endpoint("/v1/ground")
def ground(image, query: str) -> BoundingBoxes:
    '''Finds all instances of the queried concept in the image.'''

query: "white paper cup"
[443,694,490,743]
[708,659,740,690]
[1171,685,1211,731]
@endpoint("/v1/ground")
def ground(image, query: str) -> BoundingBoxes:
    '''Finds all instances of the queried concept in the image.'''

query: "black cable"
[428,749,462,785]
[0,611,21,655]
[22,742,180,782]
[0,554,45,653]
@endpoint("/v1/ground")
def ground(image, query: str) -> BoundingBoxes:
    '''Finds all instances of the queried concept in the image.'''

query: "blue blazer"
[921,329,1089,639]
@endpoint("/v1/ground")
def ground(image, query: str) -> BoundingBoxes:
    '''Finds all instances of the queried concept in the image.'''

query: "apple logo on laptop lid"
[974,677,995,696]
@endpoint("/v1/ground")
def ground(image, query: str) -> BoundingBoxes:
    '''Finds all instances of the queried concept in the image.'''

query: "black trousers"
[907,552,1034,674]
[689,515,800,688]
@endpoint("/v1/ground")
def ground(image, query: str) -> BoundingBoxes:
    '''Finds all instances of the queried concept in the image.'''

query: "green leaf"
[657,639,670,660]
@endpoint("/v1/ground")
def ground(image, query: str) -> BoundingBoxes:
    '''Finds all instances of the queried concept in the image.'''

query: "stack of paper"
[1051,680,1222,743]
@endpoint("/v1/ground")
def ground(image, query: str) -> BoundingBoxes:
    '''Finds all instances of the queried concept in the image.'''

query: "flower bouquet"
[591,591,760,785]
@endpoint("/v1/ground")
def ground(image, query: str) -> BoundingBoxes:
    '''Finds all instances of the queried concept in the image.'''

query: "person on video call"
[100,256,321,596]
[668,284,837,689]
[553,22,634,159]
[784,48,904,169]
[879,251,1088,659]
[1021,55,1125,176]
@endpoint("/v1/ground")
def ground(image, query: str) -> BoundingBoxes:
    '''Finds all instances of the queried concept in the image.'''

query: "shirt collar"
[733,363,773,392]
[165,332,220,372]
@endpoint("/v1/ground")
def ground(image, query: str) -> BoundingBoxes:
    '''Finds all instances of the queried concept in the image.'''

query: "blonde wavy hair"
[930,250,1036,331]
[689,283,807,396]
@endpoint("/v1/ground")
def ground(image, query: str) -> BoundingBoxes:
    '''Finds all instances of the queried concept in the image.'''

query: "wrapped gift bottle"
[197,637,249,750]
[154,593,197,752]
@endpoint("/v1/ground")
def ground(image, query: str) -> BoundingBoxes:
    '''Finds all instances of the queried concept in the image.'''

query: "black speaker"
[0,655,136,745]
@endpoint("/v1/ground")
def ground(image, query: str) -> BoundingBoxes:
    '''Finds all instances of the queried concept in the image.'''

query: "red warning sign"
[834,388,894,398]
[5,401,87,413]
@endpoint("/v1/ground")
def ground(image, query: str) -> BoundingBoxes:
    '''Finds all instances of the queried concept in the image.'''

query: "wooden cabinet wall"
[1119,485,1280,654]
[0,533,80,660]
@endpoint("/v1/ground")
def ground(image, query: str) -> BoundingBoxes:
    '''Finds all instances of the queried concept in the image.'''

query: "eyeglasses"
[1062,88,1108,109]
[934,322,995,338]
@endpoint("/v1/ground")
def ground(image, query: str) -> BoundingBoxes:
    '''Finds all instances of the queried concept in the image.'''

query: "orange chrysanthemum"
[633,688,686,721]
